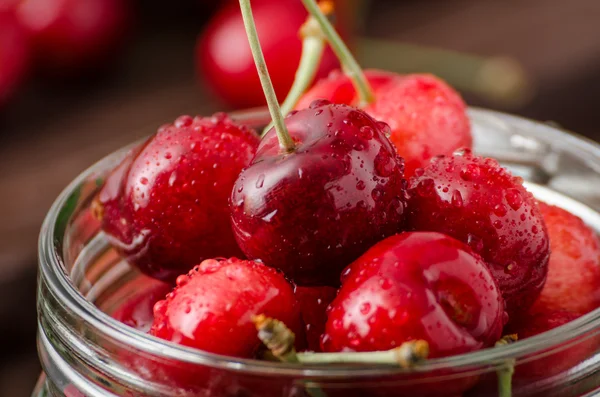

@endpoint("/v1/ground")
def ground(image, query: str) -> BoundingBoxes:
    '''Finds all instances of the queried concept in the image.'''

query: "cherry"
[297,70,472,177]
[321,232,505,357]
[95,113,259,282]
[230,101,408,286]
[533,202,600,315]
[0,10,30,108]
[15,0,130,76]
[504,307,594,383]
[406,151,549,318]
[110,277,172,333]
[197,0,339,108]
[294,285,337,351]
[150,257,304,357]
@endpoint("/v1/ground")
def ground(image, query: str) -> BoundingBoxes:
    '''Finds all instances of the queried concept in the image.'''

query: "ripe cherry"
[150,257,304,357]
[230,101,408,286]
[297,70,471,177]
[533,202,600,316]
[15,0,130,76]
[406,151,549,318]
[95,114,259,282]
[197,0,339,108]
[294,285,337,351]
[322,232,505,357]
[0,10,30,108]
[111,277,172,333]
[507,308,591,381]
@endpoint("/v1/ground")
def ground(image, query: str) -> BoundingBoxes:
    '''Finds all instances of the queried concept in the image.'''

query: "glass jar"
[33,108,600,397]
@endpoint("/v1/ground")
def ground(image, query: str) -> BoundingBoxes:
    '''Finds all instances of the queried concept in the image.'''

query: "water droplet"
[356,180,366,190]
[360,302,371,315]
[493,204,507,217]
[174,115,193,128]
[374,151,394,177]
[309,99,330,109]
[199,259,221,273]
[414,168,425,177]
[460,163,481,181]
[237,185,243,193]
[371,188,383,201]
[140,177,149,185]
[315,109,323,116]
[256,174,265,189]
[493,220,503,229]
[175,275,189,287]
[417,178,435,197]
[505,188,523,210]
[467,234,484,252]
[164,152,172,160]
[451,190,463,207]
[359,126,374,139]
[379,278,392,290]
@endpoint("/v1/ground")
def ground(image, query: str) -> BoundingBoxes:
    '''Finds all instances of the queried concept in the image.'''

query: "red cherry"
[294,285,337,351]
[297,70,472,177]
[322,232,505,357]
[110,277,172,333]
[150,258,304,357]
[0,10,30,108]
[507,308,595,381]
[15,0,130,75]
[230,101,408,286]
[534,202,600,315]
[197,0,339,108]
[96,113,260,282]
[406,151,549,318]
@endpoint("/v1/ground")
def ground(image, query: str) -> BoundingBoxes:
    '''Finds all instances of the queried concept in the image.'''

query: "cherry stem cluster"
[300,0,374,106]
[238,0,295,152]
[262,2,335,136]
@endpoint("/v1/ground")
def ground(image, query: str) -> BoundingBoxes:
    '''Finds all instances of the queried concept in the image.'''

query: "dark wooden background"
[2,0,600,395]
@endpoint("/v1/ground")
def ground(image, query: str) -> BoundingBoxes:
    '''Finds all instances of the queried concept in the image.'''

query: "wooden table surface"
[2,1,600,395]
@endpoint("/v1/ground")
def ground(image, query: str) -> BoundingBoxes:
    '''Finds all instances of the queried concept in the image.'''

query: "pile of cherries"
[95,0,600,395]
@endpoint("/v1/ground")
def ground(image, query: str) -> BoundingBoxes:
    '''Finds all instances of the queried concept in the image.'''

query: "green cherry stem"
[262,11,329,136]
[300,0,374,106]
[495,334,517,397]
[239,0,295,152]
[254,315,429,367]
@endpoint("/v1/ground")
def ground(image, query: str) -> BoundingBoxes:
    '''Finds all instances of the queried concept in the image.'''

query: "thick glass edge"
[37,107,600,378]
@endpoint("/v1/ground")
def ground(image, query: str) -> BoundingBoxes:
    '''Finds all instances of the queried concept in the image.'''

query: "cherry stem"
[495,334,517,397]
[254,315,429,367]
[298,340,429,367]
[253,314,300,363]
[300,0,374,106]
[238,0,295,152]
[261,3,335,136]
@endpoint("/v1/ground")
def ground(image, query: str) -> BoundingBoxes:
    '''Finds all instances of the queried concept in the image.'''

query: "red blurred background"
[1,0,599,394]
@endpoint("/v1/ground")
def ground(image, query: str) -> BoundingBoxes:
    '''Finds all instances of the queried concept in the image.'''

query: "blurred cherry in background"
[15,0,132,77]
[0,10,30,109]
[196,0,351,109]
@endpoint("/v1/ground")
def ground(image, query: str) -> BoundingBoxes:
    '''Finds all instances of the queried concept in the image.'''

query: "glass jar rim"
[38,107,600,378]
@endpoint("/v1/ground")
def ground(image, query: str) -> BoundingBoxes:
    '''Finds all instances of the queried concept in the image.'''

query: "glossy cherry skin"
[322,232,505,357]
[111,277,172,333]
[406,151,549,318]
[197,0,339,108]
[230,101,408,286]
[297,70,472,177]
[150,258,304,357]
[533,202,600,315]
[15,0,130,76]
[97,114,259,282]
[0,11,30,108]
[294,285,337,351]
